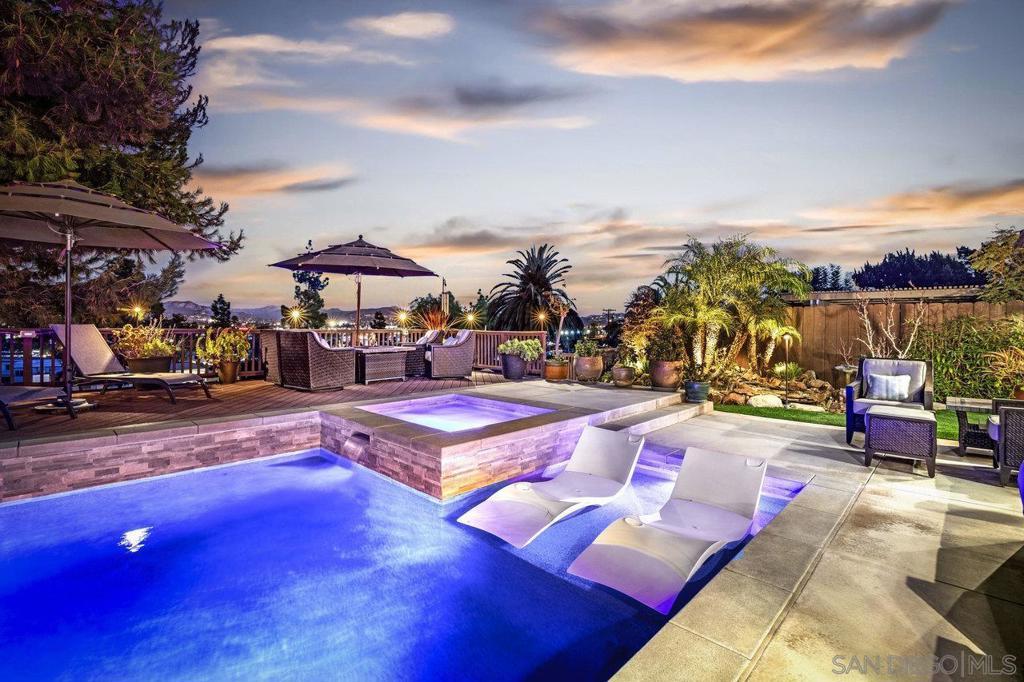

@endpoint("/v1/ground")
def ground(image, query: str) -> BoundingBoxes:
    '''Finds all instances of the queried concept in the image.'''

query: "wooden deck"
[3,371,512,443]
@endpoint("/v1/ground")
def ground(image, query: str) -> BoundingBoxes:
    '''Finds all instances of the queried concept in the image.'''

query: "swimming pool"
[0,450,800,680]
[357,394,554,432]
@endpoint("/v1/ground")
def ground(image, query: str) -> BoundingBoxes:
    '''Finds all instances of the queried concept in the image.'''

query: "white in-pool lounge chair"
[568,447,766,614]
[457,426,645,548]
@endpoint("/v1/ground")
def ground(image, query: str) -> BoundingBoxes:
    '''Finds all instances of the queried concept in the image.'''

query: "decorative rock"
[789,403,826,412]
[748,393,784,408]
[799,370,817,381]
[722,392,747,405]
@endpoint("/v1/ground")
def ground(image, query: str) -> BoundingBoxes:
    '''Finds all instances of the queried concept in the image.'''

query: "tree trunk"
[762,339,777,373]
[726,331,747,364]
[747,335,758,367]
[705,322,721,369]
[691,326,704,368]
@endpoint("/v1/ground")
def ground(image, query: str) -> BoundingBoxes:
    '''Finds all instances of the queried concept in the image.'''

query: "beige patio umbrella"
[0,179,221,409]
[269,235,436,346]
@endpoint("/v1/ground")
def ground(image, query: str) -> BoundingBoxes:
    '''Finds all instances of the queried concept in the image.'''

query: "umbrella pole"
[353,274,362,347]
[64,231,73,405]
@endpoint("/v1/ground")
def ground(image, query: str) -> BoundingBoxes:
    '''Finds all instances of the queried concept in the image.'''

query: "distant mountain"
[163,301,400,324]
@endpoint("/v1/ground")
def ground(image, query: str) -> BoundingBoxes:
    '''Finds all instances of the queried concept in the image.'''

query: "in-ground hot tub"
[357,394,553,432]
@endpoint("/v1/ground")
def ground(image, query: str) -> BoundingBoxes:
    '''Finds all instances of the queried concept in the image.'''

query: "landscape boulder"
[748,393,784,408]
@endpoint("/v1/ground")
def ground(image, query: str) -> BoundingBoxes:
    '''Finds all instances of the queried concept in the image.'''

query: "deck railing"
[1,327,548,385]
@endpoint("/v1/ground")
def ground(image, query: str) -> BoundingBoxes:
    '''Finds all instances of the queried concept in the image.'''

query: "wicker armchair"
[846,357,933,445]
[989,399,1024,486]
[259,330,282,385]
[426,330,475,379]
[401,330,440,377]
[278,330,355,391]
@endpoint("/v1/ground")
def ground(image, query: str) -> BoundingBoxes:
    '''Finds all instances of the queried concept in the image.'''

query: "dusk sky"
[167,0,1024,315]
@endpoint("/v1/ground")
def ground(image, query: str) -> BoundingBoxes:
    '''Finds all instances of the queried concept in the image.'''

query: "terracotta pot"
[544,361,569,381]
[499,353,527,380]
[1014,388,1024,400]
[611,366,635,387]
[125,356,173,373]
[683,380,711,403]
[575,356,604,382]
[217,359,240,384]
[650,360,683,391]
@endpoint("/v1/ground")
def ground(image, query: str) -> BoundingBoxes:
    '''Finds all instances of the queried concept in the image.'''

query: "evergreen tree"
[810,264,853,291]
[0,0,243,326]
[210,294,231,327]
[370,311,387,329]
[281,241,329,328]
[972,227,1024,302]
[853,248,986,289]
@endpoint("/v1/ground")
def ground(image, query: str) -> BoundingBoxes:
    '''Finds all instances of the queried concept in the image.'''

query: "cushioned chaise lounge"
[845,357,933,445]
[458,426,645,548]
[51,324,211,403]
[0,386,75,430]
[568,447,766,614]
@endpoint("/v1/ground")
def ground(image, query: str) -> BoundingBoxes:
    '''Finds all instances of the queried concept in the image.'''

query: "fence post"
[22,334,35,385]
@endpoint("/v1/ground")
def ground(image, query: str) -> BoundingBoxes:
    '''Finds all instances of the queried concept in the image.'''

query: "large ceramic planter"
[575,356,604,383]
[544,361,569,381]
[217,359,241,384]
[611,366,636,387]
[125,356,173,373]
[499,353,528,380]
[683,380,711,403]
[1014,388,1024,400]
[650,360,683,392]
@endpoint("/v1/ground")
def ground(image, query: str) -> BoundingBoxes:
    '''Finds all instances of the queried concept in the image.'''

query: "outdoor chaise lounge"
[457,426,645,548]
[0,386,75,430]
[568,447,766,614]
[845,356,933,445]
[51,324,211,403]
[989,399,1024,486]
[426,330,475,379]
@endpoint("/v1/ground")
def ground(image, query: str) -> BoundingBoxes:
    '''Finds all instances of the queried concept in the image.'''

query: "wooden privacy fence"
[786,300,1024,383]
[0,327,547,386]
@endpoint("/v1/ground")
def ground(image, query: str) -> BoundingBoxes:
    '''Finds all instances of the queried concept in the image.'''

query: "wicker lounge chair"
[278,330,355,391]
[845,357,933,445]
[50,324,211,403]
[259,330,282,385]
[568,447,766,614]
[401,330,440,377]
[989,399,1024,486]
[426,330,475,379]
[458,427,645,548]
[0,386,75,430]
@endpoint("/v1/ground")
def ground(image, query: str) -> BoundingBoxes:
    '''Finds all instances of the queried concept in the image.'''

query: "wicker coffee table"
[864,405,937,477]
[945,397,995,456]
[355,347,409,384]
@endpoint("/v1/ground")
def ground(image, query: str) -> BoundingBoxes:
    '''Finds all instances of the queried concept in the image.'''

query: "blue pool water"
[0,451,800,681]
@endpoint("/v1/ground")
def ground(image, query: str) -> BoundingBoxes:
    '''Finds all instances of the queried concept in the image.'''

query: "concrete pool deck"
[616,412,1024,681]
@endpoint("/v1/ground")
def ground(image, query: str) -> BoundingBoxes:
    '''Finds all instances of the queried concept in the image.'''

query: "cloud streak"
[193,162,356,198]
[347,12,455,39]
[538,0,951,82]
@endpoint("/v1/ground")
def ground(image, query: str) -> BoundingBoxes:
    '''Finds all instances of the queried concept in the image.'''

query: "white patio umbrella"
[0,180,221,409]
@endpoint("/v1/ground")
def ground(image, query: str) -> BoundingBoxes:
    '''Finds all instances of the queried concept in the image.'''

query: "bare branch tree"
[853,295,927,358]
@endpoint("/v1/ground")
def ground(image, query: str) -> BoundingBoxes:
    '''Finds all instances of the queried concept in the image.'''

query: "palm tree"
[759,321,802,373]
[488,244,582,341]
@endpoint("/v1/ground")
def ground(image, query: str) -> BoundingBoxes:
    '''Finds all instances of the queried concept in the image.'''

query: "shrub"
[196,327,251,364]
[772,361,802,381]
[111,323,176,359]
[984,347,1024,396]
[574,339,600,357]
[647,325,686,362]
[496,338,543,362]
[909,315,1024,400]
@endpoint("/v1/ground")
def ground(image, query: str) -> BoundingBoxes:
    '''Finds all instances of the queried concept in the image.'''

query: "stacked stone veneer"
[1,392,685,503]
[0,411,320,503]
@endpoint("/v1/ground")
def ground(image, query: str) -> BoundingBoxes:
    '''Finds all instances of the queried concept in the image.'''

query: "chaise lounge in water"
[568,447,766,614]
[458,426,645,548]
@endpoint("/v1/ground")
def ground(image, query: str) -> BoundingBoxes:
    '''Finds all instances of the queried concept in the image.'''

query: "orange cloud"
[538,0,950,82]
[192,163,355,198]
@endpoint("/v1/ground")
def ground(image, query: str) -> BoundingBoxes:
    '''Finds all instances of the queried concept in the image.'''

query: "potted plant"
[574,339,603,382]
[111,322,177,373]
[497,338,542,380]
[648,324,685,392]
[985,348,1024,399]
[196,327,251,384]
[543,291,573,381]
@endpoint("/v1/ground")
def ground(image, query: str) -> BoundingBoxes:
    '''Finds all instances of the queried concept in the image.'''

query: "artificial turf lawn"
[712,404,984,442]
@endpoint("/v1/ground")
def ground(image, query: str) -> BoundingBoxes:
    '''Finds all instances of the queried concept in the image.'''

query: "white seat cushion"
[854,398,925,415]
[989,415,1000,441]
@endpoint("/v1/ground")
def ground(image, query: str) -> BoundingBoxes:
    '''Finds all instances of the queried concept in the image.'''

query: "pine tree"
[210,294,231,327]
[371,311,387,329]
[0,0,243,326]
[281,241,329,328]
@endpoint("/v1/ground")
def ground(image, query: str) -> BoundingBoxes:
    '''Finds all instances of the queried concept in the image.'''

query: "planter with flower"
[497,338,542,380]
[573,338,603,382]
[542,291,574,381]
[647,324,686,392]
[111,322,178,373]
[196,327,251,384]
[985,348,1024,399]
